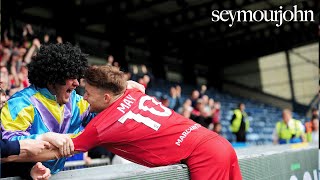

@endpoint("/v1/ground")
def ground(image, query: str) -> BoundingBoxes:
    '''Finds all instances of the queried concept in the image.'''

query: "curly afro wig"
[27,42,88,88]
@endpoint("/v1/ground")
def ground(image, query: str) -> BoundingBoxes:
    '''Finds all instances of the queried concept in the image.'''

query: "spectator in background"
[213,122,222,135]
[1,65,22,97]
[175,85,182,100]
[190,99,212,129]
[123,71,132,81]
[305,115,319,144]
[129,64,139,82]
[18,64,30,88]
[42,33,51,45]
[24,38,41,64]
[311,107,319,119]
[113,61,120,70]
[212,101,221,124]
[0,68,10,100]
[0,88,7,109]
[0,46,12,66]
[106,54,114,66]
[9,50,24,88]
[180,107,192,119]
[140,64,154,88]
[138,74,150,90]
[201,95,211,116]
[208,98,215,109]
[310,117,319,145]
[168,85,183,112]
[199,84,207,97]
[189,89,200,108]
[22,24,35,43]
[2,30,14,49]
[56,36,63,44]
[177,98,193,115]
[160,95,170,107]
[272,109,306,144]
[230,103,249,143]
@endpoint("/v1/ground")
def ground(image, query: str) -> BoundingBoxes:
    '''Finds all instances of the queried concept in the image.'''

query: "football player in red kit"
[11,65,242,180]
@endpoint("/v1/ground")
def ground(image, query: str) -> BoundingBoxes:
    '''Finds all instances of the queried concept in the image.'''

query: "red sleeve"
[72,124,100,152]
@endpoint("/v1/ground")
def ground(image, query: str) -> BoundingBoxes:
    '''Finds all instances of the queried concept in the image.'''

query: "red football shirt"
[73,89,218,167]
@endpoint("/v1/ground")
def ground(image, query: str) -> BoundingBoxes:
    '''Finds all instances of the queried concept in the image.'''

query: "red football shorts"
[185,135,242,180]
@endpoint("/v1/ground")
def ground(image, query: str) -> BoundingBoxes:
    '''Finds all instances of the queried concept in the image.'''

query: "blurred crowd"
[0,24,64,101]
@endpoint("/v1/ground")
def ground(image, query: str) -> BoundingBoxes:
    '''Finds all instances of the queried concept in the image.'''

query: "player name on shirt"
[117,94,136,114]
[117,94,172,131]
[175,123,201,146]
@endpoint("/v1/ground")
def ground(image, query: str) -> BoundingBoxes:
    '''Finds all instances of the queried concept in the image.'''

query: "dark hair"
[28,42,88,88]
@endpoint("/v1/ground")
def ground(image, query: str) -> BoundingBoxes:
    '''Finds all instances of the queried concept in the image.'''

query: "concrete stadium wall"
[53,144,320,180]
[2,144,318,180]
[236,143,319,180]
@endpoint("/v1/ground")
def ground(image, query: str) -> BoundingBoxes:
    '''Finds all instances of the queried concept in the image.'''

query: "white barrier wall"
[1,144,318,180]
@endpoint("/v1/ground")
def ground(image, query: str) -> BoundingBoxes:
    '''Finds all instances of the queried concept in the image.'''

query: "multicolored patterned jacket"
[1,85,95,174]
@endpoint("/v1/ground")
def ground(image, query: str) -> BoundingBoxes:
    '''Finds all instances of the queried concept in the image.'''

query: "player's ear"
[103,93,111,103]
